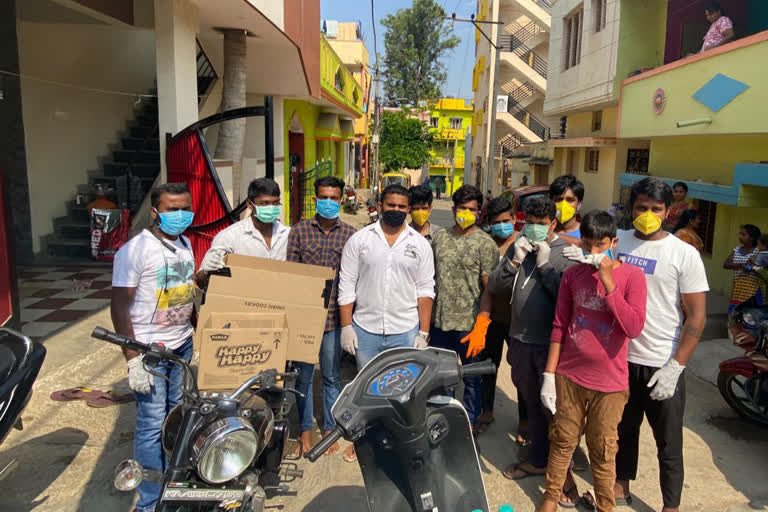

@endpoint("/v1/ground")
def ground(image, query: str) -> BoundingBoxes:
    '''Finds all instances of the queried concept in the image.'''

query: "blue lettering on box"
[618,253,657,275]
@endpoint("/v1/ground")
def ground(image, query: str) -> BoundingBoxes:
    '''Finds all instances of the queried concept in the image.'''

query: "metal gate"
[297,160,334,220]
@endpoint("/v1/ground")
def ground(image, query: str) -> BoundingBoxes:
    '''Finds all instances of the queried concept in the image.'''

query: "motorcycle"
[91,327,303,511]
[344,187,359,214]
[305,347,496,512]
[0,328,46,480]
[718,297,768,427]
[366,196,379,225]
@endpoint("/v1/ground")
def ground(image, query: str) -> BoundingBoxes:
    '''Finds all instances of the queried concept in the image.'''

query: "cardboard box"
[196,254,335,366]
[198,312,288,391]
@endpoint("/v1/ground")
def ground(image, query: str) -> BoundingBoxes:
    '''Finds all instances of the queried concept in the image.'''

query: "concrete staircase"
[44,97,159,258]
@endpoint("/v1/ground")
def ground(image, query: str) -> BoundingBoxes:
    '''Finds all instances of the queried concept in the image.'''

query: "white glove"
[341,325,358,355]
[648,359,685,401]
[562,244,586,263]
[533,241,551,268]
[201,249,226,273]
[541,372,557,415]
[413,331,429,349]
[127,355,154,395]
[513,236,534,264]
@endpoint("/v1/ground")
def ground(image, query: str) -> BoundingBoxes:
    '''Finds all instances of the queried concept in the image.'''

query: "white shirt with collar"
[205,217,290,262]
[337,221,435,335]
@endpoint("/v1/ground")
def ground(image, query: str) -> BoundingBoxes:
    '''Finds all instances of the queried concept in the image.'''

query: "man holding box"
[286,176,356,456]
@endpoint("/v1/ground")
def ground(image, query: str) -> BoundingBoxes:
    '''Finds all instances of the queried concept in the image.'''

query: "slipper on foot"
[615,494,633,506]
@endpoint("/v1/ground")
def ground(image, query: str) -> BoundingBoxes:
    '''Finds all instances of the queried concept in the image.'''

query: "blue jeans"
[295,329,342,432]
[134,337,192,512]
[353,322,419,369]
[429,327,484,427]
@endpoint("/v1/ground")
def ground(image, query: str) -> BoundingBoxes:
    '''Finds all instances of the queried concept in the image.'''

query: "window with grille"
[626,149,649,174]
[586,149,600,172]
[449,118,462,130]
[563,6,584,71]
[430,117,439,128]
[693,199,717,255]
[594,0,607,33]
[591,110,602,131]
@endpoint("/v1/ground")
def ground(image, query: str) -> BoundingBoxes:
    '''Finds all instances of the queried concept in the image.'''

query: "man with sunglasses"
[197,178,290,283]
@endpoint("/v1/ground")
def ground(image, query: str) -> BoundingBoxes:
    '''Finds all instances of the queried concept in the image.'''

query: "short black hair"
[247,178,281,201]
[452,184,483,208]
[630,177,673,208]
[409,185,433,206]
[151,182,190,208]
[758,233,768,247]
[523,196,556,221]
[706,2,724,14]
[486,196,513,221]
[380,184,410,203]
[314,175,345,195]
[673,181,688,192]
[549,175,585,202]
[581,210,617,240]
[673,208,700,233]
[742,224,761,245]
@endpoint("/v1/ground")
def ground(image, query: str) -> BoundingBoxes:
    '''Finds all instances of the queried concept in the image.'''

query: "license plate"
[162,483,244,502]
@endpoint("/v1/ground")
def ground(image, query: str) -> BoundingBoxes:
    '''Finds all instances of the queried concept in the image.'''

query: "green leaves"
[378,109,434,171]
[380,0,460,106]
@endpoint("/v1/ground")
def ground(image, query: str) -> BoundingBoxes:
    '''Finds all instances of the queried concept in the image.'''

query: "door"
[289,131,305,224]
[0,174,17,327]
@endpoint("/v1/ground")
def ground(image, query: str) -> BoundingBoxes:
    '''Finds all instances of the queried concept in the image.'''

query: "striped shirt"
[286,217,356,332]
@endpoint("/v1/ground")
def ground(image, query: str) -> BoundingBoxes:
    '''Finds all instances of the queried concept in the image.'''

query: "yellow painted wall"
[614,0,667,92]
[620,38,768,138]
[565,108,619,138]
[648,135,768,186]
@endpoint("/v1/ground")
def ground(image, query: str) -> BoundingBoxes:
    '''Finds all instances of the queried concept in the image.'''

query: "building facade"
[426,98,473,196]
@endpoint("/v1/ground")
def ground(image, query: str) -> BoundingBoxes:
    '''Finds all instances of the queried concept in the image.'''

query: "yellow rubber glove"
[460,315,491,359]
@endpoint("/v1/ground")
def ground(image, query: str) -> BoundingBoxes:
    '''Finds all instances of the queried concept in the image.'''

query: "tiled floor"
[17,265,113,342]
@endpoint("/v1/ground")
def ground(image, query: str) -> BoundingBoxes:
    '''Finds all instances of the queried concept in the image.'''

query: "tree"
[380,0,460,107]
[378,109,433,171]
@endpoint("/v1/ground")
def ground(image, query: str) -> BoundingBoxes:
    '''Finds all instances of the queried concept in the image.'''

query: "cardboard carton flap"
[226,254,335,279]
[207,312,288,329]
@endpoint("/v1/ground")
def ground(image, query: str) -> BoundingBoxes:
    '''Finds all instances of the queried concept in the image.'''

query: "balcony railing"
[499,34,548,79]
[508,100,551,141]
[533,0,552,13]
[196,39,217,103]
[507,21,545,44]
[509,81,536,105]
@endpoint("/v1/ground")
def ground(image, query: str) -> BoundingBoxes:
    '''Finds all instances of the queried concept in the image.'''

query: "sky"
[320,0,477,101]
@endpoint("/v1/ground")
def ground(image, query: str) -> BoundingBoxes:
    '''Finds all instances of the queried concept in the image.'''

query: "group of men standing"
[110,170,708,512]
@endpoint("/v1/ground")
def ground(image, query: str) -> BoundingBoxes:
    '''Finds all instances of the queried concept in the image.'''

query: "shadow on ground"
[300,485,368,511]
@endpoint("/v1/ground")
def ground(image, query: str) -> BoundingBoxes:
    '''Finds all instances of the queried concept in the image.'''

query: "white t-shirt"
[112,230,196,349]
[616,229,709,367]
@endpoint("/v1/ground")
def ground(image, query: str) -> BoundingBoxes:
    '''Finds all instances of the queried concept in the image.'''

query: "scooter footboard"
[355,397,489,512]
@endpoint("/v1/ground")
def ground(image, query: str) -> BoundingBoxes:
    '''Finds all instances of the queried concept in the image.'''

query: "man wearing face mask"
[286,175,356,457]
[337,183,435,462]
[111,183,197,512]
[549,175,585,245]
[431,185,499,430]
[408,184,444,241]
[487,196,578,498]
[599,178,706,512]
[196,178,290,284]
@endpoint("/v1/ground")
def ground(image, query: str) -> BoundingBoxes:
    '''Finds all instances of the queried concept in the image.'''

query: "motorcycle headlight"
[192,417,259,484]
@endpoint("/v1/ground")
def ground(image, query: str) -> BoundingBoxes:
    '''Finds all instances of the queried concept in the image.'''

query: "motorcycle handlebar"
[91,327,148,353]
[305,426,343,462]
[460,360,497,379]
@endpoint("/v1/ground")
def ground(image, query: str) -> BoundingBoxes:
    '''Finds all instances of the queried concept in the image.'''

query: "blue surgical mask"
[316,199,341,219]
[253,204,280,224]
[523,223,549,243]
[491,222,515,239]
[155,209,194,236]
[582,248,614,260]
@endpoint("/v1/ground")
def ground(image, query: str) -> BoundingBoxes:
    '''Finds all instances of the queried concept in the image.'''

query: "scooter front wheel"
[717,371,768,427]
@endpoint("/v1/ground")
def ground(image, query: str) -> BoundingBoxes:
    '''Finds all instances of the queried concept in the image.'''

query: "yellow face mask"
[555,200,576,223]
[633,210,663,235]
[411,210,430,226]
[455,209,477,229]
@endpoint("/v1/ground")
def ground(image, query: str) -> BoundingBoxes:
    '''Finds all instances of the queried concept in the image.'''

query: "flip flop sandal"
[615,494,633,506]
[501,463,546,481]
[85,390,135,408]
[557,485,580,509]
[343,446,357,463]
[50,387,103,402]
[578,491,597,511]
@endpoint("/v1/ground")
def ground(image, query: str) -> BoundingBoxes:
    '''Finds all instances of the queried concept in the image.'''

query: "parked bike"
[91,327,303,511]
[344,186,359,214]
[305,347,496,512]
[366,196,379,225]
[0,328,46,480]
[718,297,768,427]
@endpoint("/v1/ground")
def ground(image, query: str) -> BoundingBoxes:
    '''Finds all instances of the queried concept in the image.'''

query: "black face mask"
[381,209,407,227]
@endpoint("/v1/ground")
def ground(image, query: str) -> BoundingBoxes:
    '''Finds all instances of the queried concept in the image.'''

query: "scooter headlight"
[114,459,144,491]
[193,417,259,484]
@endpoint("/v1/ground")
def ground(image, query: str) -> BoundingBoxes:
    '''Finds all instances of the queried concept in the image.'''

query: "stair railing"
[499,34,548,79]
[507,101,551,141]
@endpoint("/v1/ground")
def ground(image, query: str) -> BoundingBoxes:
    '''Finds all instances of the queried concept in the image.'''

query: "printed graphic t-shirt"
[616,230,709,368]
[112,230,196,349]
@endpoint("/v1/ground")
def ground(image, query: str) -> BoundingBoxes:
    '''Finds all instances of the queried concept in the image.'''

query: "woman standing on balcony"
[701,2,734,52]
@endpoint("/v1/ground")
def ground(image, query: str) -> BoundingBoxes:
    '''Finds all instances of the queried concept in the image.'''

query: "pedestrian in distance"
[337,183,435,462]
[434,176,443,199]
[587,177,708,512]
[408,184,444,242]
[196,178,290,286]
[723,224,761,313]
[110,183,197,512]
[487,195,581,506]
[538,210,647,512]
[430,185,498,431]
[664,181,695,232]
[286,176,356,457]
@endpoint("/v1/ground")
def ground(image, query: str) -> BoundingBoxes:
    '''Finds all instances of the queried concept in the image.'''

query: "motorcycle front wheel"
[717,371,768,427]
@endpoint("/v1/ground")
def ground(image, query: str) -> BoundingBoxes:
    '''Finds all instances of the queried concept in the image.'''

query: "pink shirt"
[551,262,647,393]
[702,16,733,51]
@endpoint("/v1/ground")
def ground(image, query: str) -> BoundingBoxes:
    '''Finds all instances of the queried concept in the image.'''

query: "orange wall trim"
[320,89,362,117]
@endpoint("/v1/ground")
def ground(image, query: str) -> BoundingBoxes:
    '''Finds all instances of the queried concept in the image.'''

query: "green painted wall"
[615,0,667,95]
[283,99,320,218]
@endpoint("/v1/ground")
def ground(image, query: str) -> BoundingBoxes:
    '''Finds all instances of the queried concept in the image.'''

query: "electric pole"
[370,0,381,200]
